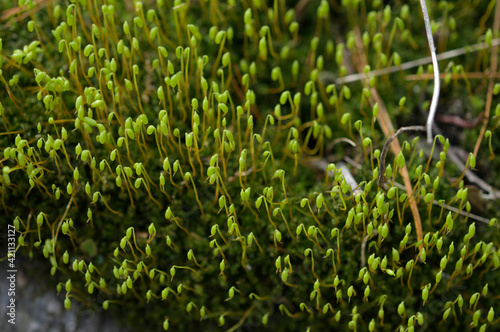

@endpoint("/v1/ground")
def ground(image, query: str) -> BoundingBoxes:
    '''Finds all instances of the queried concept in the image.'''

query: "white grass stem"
[419,0,440,143]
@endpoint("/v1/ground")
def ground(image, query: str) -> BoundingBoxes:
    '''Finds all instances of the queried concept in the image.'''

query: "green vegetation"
[1,0,499,331]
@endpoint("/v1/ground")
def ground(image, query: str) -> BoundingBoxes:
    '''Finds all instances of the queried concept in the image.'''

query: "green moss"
[1,0,499,331]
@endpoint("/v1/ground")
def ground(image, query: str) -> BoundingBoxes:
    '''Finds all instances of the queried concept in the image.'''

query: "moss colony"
[1,0,500,331]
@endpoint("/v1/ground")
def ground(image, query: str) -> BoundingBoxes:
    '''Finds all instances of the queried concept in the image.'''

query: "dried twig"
[390,181,498,227]
[406,72,500,81]
[0,0,49,28]
[429,125,500,200]
[333,39,500,85]
[473,0,500,157]
[435,113,484,129]
[377,126,426,191]
[361,229,378,268]
[346,155,498,227]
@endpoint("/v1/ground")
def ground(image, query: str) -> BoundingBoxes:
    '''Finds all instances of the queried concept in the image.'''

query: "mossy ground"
[1,0,499,331]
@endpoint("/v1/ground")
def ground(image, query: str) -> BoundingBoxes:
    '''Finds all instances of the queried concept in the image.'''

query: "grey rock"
[0,256,130,332]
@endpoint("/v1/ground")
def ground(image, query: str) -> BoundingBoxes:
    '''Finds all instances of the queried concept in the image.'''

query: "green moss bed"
[1,0,499,331]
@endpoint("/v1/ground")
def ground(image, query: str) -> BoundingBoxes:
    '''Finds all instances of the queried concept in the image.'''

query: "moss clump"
[1,0,499,331]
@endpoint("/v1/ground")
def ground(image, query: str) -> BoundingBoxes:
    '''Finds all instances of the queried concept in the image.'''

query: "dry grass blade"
[473,0,500,157]
[352,28,424,251]
[406,72,500,81]
[334,39,500,85]
[0,0,49,28]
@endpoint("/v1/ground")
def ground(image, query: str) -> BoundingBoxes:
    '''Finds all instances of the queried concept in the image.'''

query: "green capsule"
[443,307,451,320]
[281,268,289,282]
[420,248,426,262]
[488,307,495,322]
[37,213,44,226]
[392,248,400,262]
[364,285,370,298]
[436,237,443,251]
[64,298,71,310]
[482,283,488,296]
[347,286,354,298]
[435,270,442,283]
[381,223,389,238]
[65,279,72,293]
[120,237,127,249]
[397,301,405,317]
[493,252,500,268]
[446,212,454,231]
[62,222,69,235]
[66,182,73,195]
[363,272,370,284]
[422,286,429,302]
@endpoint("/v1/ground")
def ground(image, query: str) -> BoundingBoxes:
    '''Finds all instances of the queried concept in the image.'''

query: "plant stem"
[420,0,440,143]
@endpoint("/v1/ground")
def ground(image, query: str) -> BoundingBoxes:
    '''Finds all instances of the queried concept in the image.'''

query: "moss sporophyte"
[1,0,500,331]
